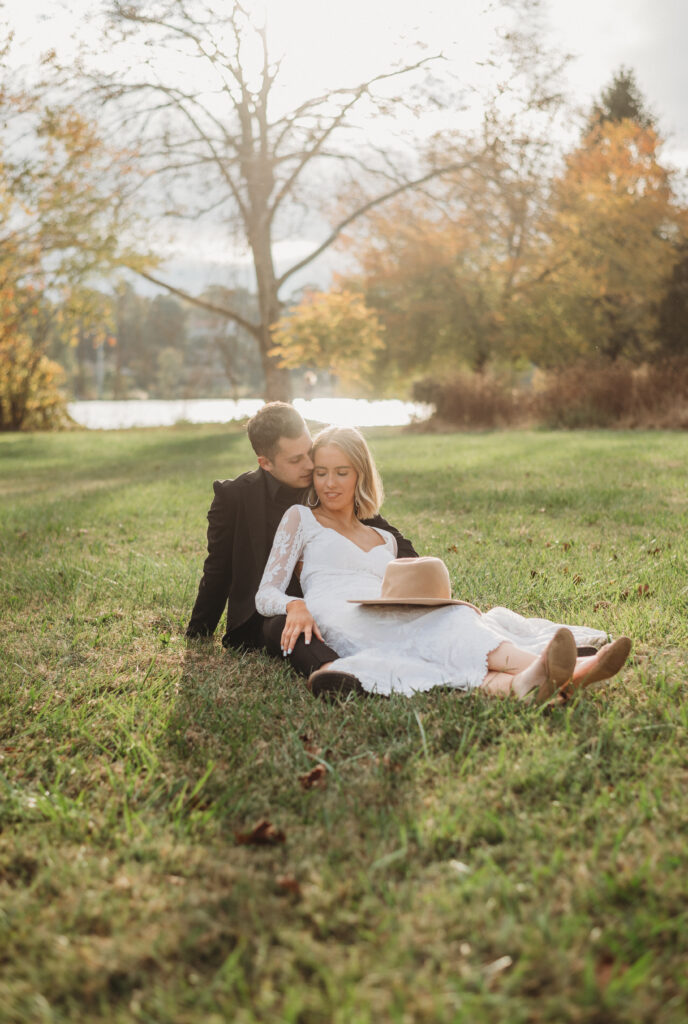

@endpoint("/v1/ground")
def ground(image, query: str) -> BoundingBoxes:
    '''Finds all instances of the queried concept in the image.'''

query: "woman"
[255,426,631,701]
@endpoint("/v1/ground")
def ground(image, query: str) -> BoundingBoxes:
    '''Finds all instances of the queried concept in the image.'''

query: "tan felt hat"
[348,556,479,609]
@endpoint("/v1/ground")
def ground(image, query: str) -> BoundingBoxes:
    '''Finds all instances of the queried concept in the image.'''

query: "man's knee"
[262,615,286,657]
[261,615,339,678]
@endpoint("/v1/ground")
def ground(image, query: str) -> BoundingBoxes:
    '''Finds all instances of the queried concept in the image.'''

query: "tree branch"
[130,267,261,337]
[277,160,477,289]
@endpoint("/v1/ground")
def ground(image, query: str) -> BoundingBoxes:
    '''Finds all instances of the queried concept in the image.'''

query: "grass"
[1,423,687,1024]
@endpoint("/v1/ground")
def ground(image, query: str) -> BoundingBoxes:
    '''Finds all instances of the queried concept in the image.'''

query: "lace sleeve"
[255,505,307,617]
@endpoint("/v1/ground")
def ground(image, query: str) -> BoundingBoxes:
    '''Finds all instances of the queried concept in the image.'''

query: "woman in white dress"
[255,426,631,701]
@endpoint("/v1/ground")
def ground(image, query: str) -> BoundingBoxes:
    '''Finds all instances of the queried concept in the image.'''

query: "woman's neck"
[316,504,357,529]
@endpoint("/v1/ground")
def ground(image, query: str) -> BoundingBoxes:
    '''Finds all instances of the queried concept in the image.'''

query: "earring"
[307,493,320,508]
[354,498,360,517]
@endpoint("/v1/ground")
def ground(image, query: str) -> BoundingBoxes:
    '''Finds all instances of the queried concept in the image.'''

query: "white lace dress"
[255,505,608,697]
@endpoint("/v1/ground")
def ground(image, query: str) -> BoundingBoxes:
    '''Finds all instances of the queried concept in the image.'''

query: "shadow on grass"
[0,427,250,493]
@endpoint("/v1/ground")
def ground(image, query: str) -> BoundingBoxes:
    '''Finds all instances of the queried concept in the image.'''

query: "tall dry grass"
[414,358,688,430]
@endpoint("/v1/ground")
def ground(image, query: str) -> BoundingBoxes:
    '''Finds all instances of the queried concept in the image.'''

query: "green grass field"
[1,424,687,1024]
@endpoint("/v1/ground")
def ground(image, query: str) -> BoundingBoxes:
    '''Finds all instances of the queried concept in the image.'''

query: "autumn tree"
[337,130,554,381]
[520,112,686,366]
[271,289,385,387]
[656,240,688,357]
[321,1,570,383]
[63,0,479,401]
[0,46,144,428]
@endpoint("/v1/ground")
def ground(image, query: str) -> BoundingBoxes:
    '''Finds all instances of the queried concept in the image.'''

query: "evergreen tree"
[588,67,655,131]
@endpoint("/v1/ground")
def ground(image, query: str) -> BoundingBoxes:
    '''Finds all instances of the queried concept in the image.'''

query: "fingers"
[282,623,303,655]
[281,612,320,656]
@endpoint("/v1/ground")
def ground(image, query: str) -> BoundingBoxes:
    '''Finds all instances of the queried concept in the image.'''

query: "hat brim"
[347,598,479,609]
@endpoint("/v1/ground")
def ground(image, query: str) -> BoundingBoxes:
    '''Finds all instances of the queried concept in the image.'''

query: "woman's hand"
[282,599,323,654]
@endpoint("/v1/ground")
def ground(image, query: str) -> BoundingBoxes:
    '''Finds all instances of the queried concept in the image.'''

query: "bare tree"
[68,0,472,400]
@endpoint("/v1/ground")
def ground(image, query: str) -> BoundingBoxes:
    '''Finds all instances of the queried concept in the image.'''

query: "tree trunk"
[261,341,292,401]
[252,227,293,402]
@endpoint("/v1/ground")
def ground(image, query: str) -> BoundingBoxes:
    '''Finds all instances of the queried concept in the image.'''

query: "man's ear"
[257,454,272,472]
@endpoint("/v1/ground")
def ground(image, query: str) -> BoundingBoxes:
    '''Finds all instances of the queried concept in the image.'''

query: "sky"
[4,0,688,288]
[7,0,688,160]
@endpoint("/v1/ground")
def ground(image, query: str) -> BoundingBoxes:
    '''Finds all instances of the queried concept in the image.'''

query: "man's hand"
[282,599,323,654]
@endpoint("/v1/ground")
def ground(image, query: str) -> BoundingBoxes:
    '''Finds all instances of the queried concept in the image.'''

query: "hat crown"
[380,557,452,602]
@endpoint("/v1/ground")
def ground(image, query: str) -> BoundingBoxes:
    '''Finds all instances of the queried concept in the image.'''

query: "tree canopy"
[61,0,471,400]
[0,51,144,428]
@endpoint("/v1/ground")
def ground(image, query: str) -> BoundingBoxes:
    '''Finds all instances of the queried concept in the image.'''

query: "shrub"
[414,359,688,431]
[532,359,688,429]
[412,372,520,428]
[0,335,72,431]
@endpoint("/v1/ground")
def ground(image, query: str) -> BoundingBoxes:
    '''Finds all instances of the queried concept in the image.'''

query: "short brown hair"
[246,402,307,459]
[308,425,384,519]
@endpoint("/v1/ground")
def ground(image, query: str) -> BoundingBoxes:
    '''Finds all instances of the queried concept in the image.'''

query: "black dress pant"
[262,615,339,678]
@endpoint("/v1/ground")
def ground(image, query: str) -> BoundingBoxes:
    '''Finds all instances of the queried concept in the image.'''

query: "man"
[186,402,417,681]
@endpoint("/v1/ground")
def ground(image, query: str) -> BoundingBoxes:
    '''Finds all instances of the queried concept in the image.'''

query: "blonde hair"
[308,426,384,519]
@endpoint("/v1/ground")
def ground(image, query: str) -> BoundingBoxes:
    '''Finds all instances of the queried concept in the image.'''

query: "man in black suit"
[186,402,417,680]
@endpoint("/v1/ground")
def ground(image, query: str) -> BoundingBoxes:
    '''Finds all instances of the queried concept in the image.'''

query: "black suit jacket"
[186,467,417,648]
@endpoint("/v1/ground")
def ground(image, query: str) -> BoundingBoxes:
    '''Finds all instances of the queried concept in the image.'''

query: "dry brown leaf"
[235,819,286,845]
[276,874,301,896]
[299,733,322,757]
[298,764,327,790]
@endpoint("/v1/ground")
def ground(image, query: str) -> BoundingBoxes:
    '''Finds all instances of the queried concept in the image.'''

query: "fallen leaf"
[299,733,322,757]
[298,764,327,790]
[573,574,583,585]
[637,583,650,596]
[446,544,458,553]
[276,874,301,896]
[235,819,286,845]
[563,541,572,551]
[593,600,611,612]
[647,547,661,556]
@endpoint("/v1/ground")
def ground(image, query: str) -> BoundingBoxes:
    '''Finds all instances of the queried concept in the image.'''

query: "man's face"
[258,432,314,489]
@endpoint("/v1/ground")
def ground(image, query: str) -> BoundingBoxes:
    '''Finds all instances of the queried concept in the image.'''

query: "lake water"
[68,397,433,430]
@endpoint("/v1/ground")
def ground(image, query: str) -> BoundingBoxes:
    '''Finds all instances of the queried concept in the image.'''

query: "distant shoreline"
[67,397,434,431]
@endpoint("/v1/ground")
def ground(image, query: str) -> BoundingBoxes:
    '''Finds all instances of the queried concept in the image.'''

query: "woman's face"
[312,444,358,514]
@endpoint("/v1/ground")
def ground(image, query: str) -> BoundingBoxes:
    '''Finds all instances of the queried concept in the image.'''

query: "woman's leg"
[480,630,578,702]
[481,643,537,696]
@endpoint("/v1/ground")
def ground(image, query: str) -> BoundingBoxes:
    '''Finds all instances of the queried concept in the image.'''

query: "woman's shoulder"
[368,523,397,551]
[279,503,317,531]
